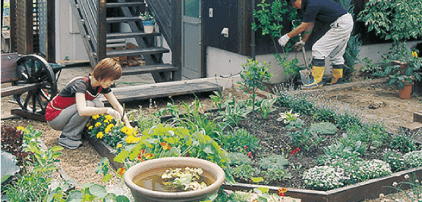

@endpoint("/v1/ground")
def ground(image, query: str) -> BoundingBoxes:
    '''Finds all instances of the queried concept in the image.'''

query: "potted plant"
[140,11,155,33]
[123,157,225,202]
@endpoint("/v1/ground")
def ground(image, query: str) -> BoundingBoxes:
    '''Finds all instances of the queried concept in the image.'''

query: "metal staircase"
[69,0,178,82]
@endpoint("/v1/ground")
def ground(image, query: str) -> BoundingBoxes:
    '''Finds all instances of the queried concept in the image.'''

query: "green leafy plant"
[360,57,385,78]
[288,128,322,151]
[257,95,278,119]
[309,122,337,135]
[390,134,417,153]
[217,97,251,127]
[231,164,261,183]
[221,128,261,153]
[383,150,406,172]
[114,124,234,183]
[1,151,20,184]
[238,59,273,118]
[261,168,291,184]
[130,106,161,134]
[258,155,289,171]
[228,152,253,166]
[140,11,155,21]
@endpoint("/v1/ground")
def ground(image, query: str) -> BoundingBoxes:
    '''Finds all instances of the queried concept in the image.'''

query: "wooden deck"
[100,80,222,103]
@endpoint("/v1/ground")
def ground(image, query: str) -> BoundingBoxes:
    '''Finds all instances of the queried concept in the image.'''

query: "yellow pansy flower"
[412,51,418,58]
[88,126,93,130]
[92,114,100,120]
[116,144,122,148]
[97,132,104,139]
[16,126,24,131]
[95,122,102,127]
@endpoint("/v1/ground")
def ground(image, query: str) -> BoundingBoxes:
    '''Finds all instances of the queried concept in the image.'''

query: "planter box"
[87,136,124,170]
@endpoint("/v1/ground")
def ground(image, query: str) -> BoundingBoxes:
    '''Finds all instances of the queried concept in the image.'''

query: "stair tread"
[100,81,222,103]
[121,64,177,75]
[106,16,142,23]
[106,47,169,57]
[106,2,145,8]
[107,32,161,39]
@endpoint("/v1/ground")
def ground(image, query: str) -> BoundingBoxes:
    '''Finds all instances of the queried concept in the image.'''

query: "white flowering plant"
[302,166,349,191]
[403,150,422,168]
[355,159,392,181]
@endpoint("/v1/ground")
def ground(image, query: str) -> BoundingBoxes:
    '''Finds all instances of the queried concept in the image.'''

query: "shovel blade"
[300,69,311,85]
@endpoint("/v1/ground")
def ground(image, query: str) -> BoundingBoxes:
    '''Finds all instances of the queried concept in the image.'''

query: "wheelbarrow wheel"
[13,55,58,115]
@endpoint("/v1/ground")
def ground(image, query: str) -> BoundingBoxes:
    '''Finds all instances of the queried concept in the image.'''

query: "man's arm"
[286,22,314,42]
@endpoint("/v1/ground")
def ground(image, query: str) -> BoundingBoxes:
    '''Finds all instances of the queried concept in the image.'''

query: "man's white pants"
[312,13,354,65]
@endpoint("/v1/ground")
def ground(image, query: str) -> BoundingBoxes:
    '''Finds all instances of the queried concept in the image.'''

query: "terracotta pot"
[399,83,413,99]
[124,157,225,202]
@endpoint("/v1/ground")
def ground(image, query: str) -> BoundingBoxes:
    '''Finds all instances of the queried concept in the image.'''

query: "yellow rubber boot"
[326,66,343,86]
[302,66,325,90]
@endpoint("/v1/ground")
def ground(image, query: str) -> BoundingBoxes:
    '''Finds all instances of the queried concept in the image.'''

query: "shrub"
[302,166,349,191]
[228,152,253,166]
[1,125,32,167]
[403,150,422,168]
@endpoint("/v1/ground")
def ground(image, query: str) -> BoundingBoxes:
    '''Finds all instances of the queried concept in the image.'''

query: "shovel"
[297,45,312,85]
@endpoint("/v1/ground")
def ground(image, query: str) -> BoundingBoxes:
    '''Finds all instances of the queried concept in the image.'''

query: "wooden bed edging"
[88,134,422,202]
[222,167,422,202]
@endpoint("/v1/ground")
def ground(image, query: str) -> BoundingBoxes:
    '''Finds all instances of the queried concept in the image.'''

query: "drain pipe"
[250,0,256,60]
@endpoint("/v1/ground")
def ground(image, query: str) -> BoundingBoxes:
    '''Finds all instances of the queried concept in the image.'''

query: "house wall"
[54,1,88,62]
[206,40,422,84]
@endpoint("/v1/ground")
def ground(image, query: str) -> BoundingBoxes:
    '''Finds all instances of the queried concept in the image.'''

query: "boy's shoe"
[58,134,83,150]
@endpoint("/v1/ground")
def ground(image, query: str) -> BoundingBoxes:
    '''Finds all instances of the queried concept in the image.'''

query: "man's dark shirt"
[301,0,347,24]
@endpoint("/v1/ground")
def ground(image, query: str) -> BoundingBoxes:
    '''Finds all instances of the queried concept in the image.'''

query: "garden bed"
[85,78,421,202]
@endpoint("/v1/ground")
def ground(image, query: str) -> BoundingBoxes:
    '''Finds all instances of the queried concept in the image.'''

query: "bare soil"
[1,66,421,201]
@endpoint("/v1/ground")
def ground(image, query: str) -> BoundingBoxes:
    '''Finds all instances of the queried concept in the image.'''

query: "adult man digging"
[278,0,353,89]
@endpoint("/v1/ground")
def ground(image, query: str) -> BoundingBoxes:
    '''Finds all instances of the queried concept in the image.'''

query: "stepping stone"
[399,121,422,133]
[414,111,422,123]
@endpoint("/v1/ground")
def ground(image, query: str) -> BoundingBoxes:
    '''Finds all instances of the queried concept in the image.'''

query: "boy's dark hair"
[91,58,122,81]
